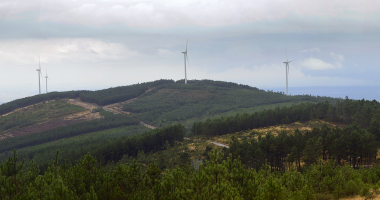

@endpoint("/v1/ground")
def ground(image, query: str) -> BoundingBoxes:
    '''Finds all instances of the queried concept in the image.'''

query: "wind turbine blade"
[186,39,188,52]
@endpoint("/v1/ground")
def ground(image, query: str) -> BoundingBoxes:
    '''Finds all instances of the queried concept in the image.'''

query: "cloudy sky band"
[0,0,379,102]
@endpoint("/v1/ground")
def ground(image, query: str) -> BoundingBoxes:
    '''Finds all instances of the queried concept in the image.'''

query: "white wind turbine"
[44,67,50,93]
[36,56,43,94]
[283,50,292,96]
[182,40,190,84]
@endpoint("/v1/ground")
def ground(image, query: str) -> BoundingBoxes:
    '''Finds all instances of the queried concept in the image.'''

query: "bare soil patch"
[68,98,98,110]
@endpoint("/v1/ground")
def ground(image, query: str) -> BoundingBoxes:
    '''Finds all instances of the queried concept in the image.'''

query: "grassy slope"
[0,100,86,134]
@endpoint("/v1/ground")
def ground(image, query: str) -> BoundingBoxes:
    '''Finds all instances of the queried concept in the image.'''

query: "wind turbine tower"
[45,68,49,93]
[182,40,189,84]
[36,56,42,94]
[283,55,292,96]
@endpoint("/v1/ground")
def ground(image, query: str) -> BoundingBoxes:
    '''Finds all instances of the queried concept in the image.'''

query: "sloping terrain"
[0,79,340,134]
[0,125,150,169]
[120,81,339,128]
[0,100,91,140]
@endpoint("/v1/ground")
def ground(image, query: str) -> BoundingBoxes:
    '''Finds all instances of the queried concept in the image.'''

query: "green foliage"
[0,150,25,177]
[0,90,87,116]
[0,99,85,133]
[2,147,380,199]
[80,79,174,106]
[94,124,186,164]
[191,98,380,138]
[361,184,371,196]
[223,122,379,175]
[314,193,333,200]
[123,80,339,128]
[0,125,149,173]
[0,111,140,154]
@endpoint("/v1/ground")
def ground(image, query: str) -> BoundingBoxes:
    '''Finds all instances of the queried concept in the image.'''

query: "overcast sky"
[1,0,379,102]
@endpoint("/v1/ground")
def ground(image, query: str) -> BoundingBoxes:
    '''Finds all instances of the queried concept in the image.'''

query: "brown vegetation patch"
[0,110,102,141]
[0,133,13,141]
[4,118,84,140]
[63,110,102,121]
[68,98,98,110]
[206,120,345,145]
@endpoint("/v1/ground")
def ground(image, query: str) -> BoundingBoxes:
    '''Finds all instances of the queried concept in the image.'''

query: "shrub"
[314,193,333,200]
[344,180,360,196]
[360,184,371,197]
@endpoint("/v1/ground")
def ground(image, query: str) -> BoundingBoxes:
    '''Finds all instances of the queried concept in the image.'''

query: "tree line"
[225,122,378,172]
[191,98,380,137]
[93,124,185,165]
[2,148,380,199]
[0,109,140,154]
[7,124,185,173]
[79,79,174,106]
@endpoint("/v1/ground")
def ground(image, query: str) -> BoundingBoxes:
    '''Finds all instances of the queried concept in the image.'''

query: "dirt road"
[68,88,158,129]
[208,141,230,148]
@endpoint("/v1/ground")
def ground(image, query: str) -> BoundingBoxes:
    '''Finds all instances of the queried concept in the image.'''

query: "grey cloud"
[301,57,341,70]
[1,0,380,32]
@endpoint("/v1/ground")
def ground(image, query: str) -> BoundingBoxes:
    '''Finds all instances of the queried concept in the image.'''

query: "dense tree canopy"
[79,79,174,106]
[1,148,380,199]
[191,99,380,137]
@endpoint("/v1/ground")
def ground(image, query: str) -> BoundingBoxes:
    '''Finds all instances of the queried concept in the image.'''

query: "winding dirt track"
[69,88,157,129]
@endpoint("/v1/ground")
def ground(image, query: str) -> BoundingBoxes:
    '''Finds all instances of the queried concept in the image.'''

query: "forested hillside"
[122,79,339,128]
[2,145,380,199]
[0,79,340,127]
[0,109,139,154]
[79,79,174,106]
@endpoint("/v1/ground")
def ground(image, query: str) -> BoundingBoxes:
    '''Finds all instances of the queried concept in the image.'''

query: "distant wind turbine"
[45,67,50,93]
[182,40,190,84]
[36,56,42,94]
[283,50,292,96]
